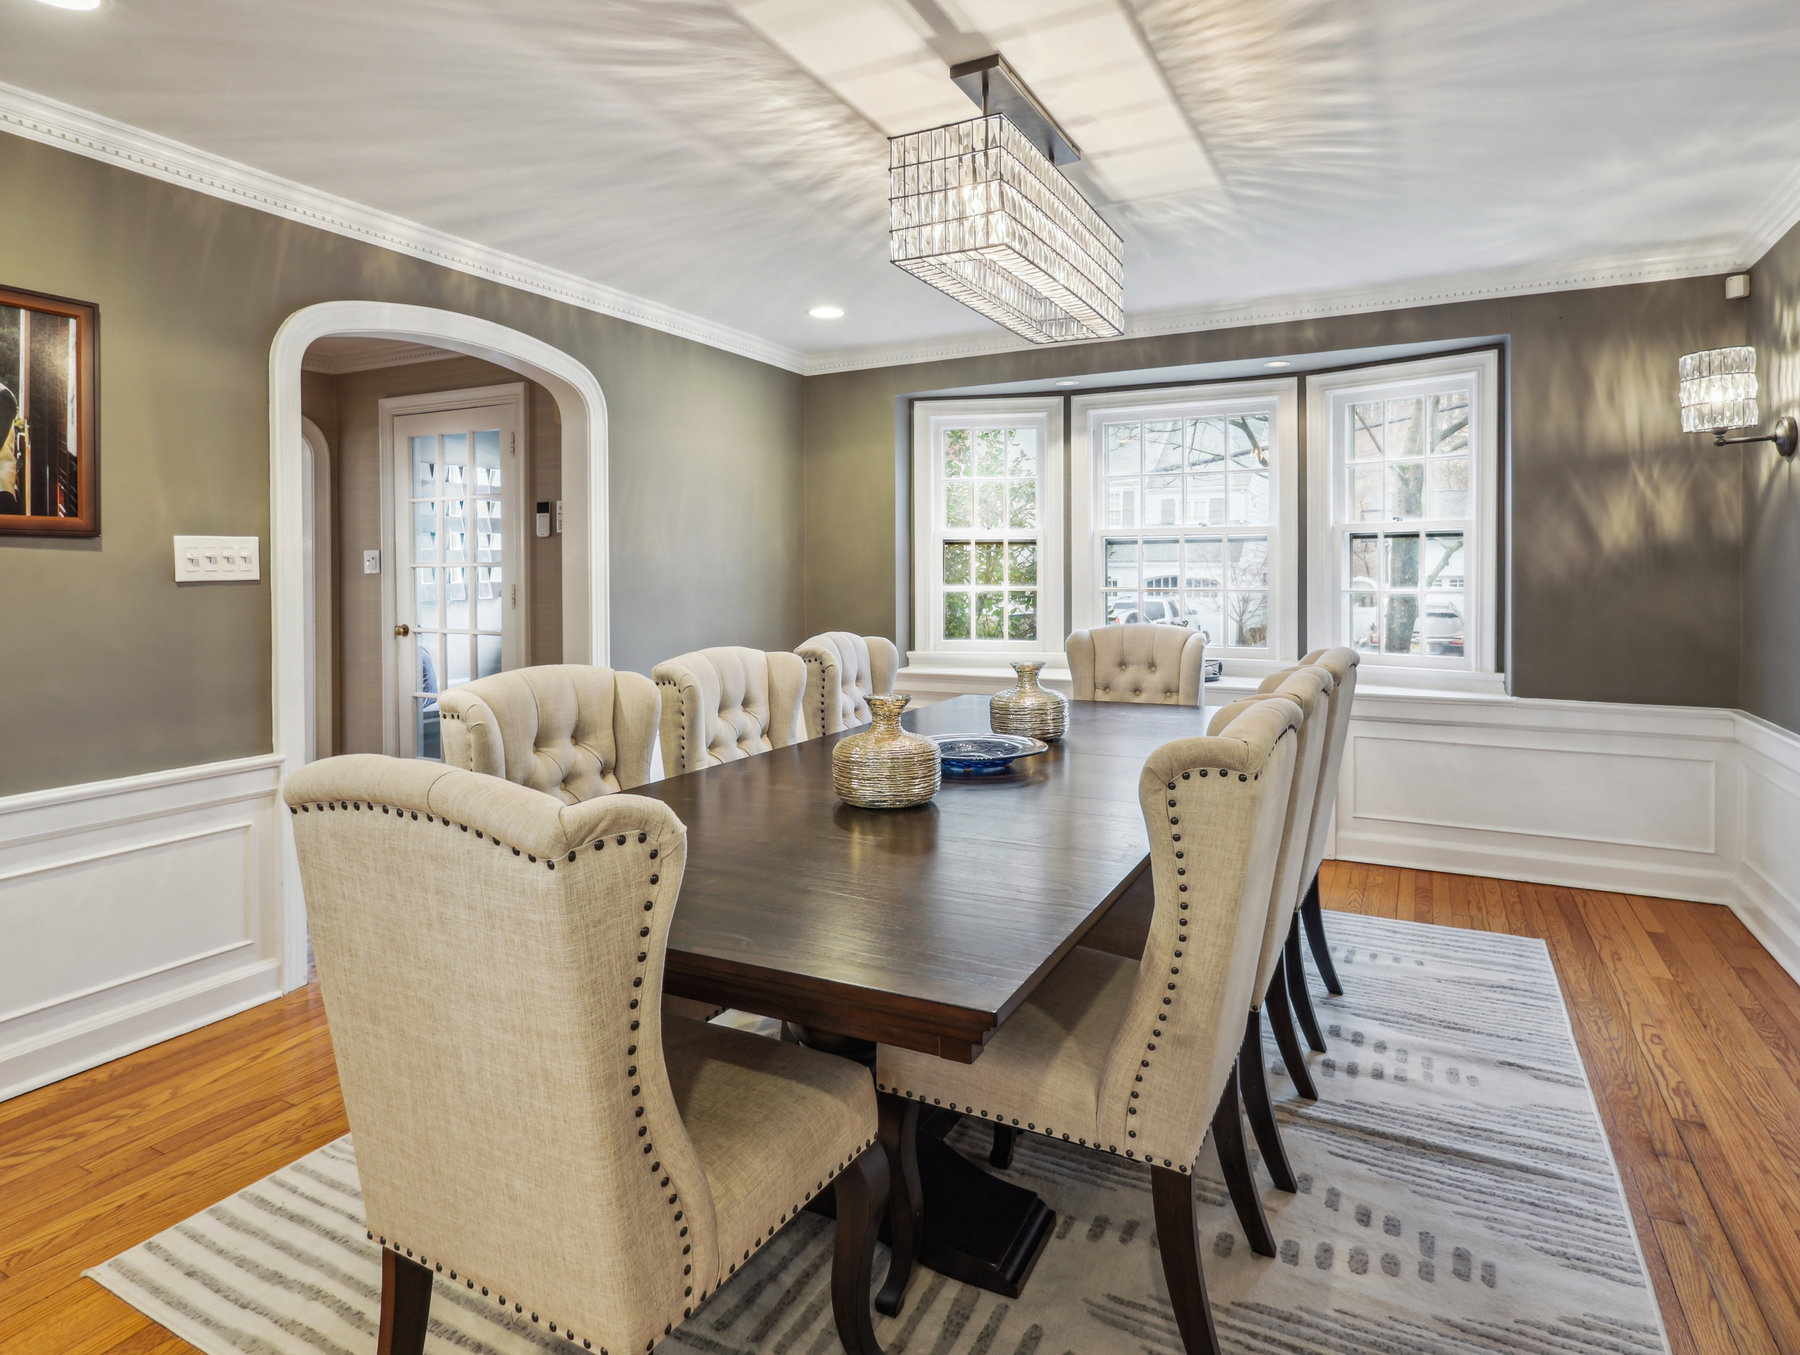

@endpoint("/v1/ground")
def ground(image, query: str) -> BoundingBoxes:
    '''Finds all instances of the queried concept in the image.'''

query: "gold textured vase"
[833,694,941,808]
[990,661,1068,741]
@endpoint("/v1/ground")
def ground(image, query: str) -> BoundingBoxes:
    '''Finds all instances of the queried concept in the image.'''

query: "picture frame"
[0,285,99,537]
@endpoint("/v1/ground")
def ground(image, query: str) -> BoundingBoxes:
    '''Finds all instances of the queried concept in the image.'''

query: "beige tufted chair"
[874,701,1300,1355]
[438,665,660,801]
[652,647,808,776]
[1294,647,1360,998]
[795,632,900,737]
[284,756,890,1355]
[1066,624,1205,705]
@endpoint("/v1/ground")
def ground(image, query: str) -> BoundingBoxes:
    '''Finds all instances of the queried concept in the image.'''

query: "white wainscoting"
[0,754,287,1102]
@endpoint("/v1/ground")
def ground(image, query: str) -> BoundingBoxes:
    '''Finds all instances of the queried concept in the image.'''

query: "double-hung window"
[1306,351,1500,684]
[1070,382,1300,670]
[911,398,1064,659]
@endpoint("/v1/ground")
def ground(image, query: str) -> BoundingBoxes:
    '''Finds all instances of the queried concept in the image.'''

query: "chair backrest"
[1299,646,1360,885]
[1096,698,1299,1169]
[795,632,900,736]
[651,646,807,775]
[284,755,712,1355]
[1065,624,1205,705]
[437,665,660,802]
[1208,664,1335,1000]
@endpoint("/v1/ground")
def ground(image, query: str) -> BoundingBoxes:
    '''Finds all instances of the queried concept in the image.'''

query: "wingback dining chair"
[872,700,1301,1354]
[795,632,900,737]
[1292,647,1360,998]
[652,646,808,776]
[1065,623,1205,705]
[284,755,890,1355]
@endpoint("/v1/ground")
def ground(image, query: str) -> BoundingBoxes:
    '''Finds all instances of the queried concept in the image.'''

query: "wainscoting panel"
[1734,715,1800,984]
[0,754,286,1102]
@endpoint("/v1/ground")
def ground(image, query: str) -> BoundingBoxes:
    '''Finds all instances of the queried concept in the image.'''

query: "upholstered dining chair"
[284,755,890,1355]
[795,632,900,737]
[1065,623,1206,706]
[653,646,808,776]
[1292,647,1360,1000]
[873,700,1301,1354]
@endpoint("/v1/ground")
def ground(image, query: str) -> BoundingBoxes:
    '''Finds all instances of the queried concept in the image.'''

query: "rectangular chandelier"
[889,113,1125,345]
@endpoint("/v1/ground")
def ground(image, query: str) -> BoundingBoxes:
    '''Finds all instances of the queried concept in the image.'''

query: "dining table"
[636,692,1220,1302]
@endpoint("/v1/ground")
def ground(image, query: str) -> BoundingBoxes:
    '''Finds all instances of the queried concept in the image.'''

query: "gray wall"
[0,131,804,795]
[1746,219,1800,734]
[803,279,1745,708]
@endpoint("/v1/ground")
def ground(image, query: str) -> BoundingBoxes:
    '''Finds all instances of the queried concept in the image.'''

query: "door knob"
[394,624,411,637]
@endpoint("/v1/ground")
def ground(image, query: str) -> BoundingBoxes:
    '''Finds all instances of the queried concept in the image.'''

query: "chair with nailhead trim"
[795,632,900,737]
[872,700,1302,1355]
[1293,647,1360,999]
[652,646,808,776]
[1065,623,1205,705]
[284,755,890,1355]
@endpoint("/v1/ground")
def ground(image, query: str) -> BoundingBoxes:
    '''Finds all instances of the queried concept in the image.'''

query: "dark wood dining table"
[636,692,1219,1298]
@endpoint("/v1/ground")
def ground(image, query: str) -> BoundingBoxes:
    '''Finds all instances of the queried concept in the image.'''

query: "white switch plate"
[363,549,381,574]
[173,535,260,582]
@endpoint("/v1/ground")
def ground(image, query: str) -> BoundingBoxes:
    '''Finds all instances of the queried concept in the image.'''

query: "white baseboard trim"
[0,753,288,1103]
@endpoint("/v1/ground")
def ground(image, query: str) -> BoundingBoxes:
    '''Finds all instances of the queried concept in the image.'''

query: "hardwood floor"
[3,867,1798,1354]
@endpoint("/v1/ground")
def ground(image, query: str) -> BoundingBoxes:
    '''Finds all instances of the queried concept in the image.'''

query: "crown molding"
[1741,160,1800,267]
[0,81,809,375]
[300,340,463,375]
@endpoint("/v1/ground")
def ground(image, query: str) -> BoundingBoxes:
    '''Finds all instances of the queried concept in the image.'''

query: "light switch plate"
[173,535,260,582]
[363,550,381,575]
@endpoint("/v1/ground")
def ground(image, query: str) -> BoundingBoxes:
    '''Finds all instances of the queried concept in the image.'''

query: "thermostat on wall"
[536,501,551,538]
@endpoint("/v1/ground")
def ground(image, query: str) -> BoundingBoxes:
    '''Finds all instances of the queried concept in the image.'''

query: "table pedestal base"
[914,1113,1054,1298]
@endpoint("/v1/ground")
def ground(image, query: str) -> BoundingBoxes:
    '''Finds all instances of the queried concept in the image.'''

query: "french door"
[390,391,526,759]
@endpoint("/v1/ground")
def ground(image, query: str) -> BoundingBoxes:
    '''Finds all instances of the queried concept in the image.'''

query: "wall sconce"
[1678,346,1797,457]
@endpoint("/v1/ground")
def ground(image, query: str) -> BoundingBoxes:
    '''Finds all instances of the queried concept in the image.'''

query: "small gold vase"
[833,694,940,808]
[990,661,1068,741]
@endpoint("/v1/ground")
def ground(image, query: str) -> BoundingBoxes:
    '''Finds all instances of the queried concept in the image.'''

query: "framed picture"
[0,286,98,537]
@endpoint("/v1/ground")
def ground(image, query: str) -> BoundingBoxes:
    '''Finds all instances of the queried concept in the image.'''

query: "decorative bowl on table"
[833,694,941,808]
[927,732,1050,775]
[989,661,1068,740]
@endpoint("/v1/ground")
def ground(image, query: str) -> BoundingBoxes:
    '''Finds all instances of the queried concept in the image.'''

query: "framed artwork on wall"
[0,285,98,537]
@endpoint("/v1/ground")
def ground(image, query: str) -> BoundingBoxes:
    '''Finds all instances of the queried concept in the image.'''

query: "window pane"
[975,541,1005,586]
[1147,474,1181,526]
[1006,427,1036,476]
[1229,592,1269,647]
[1007,541,1037,586]
[943,592,970,639]
[1187,593,1222,648]
[1386,462,1424,519]
[476,633,502,679]
[474,429,502,491]
[1229,467,1269,524]
[1385,594,1420,655]
[1420,594,1466,656]
[1143,591,1181,626]
[1350,591,1379,652]
[1386,398,1423,458]
[942,540,971,585]
[416,696,441,761]
[1184,536,1223,590]
[1143,538,1179,590]
[442,432,468,469]
[1350,403,1383,461]
[415,568,439,628]
[1009,478,1038,528]
[1104,591,1140,625]
[1350,464,1383,521]
[975,428,1007,477]
[442,499,468,562]
[1348,534,1378,590]
[976,590,1005,639]
[1105,423,1141,476]
[1146,420,1183,472]
[1105,478,1138,528]
[411,436,437,493]
[413,501,438,564]
[474,499,502,563]
[476,566,502,631]
[445,566,470,629]
[415,632,440,696]
[1427,456,1469,517]
[977,481,1005,530]
[1232,413,1271,467]
[944,428,971,478]
[1385,533,1420,588]
[945,479,972,528]
[1187,417,1226,471]
[1228,535,1269,590]
[447,631,472,686]
[1424,532,1465,589]
[1105,539,1140,589]
[1430,392,1470,456]
[1008,591,1037,640]
[1186,471,1224,526]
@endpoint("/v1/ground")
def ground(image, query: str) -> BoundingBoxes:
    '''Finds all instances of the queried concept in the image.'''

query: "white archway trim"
[269,301,610,988]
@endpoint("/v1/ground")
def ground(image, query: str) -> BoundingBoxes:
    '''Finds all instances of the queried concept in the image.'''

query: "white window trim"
[910,397,1066,666]
[1305,351,1502,691]
[1069,379,1301,679]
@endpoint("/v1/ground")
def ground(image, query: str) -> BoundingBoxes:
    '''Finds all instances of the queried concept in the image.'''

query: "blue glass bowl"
[927,733,1050,774]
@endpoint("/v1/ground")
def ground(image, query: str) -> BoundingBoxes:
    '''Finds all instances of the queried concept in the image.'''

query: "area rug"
[87,913,1669,1354]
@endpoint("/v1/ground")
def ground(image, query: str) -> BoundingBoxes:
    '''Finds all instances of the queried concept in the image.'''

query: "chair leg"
[376,1248,432,1355]
[1265,961,1318,1101]
[1210,1065,1276,1258]
[1238,1007,1297,1193]
[988,1123,1018,1170]
[1301,872,1344,995]
[1151,1166,1223,1355]
[832,1145,891,1355]
[1285,916,1327,1053]
[875,1093,921,1318]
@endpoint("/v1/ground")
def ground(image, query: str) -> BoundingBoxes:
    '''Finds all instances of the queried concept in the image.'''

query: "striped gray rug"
[88,913,1669,1355]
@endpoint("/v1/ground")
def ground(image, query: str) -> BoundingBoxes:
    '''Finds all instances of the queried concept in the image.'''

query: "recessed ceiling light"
[1054,379,1080,387]
[1263,360,1292,368]
[35,0,102,9]
[808,305,844,320]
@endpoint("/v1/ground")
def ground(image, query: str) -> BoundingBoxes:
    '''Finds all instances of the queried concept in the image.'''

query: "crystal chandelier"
[889,58,1124,345]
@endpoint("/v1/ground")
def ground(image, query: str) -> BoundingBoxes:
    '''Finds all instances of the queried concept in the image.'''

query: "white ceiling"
[4,0,1800,371]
